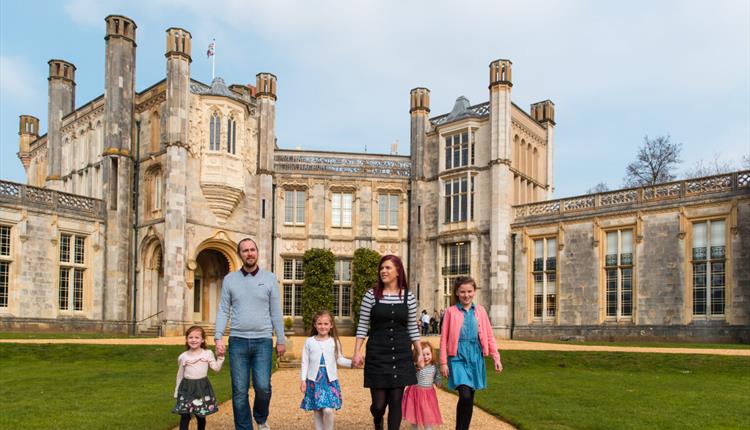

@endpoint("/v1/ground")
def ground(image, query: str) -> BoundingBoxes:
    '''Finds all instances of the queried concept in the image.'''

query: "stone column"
[18,115,40,176]
[256,73,277,264]
[102,15,137,321]
[531,100,556,198]
[408,87,430,305]
[163,27,192,335]
[488,59,514,337]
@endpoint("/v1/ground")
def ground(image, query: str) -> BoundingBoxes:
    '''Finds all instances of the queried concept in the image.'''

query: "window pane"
[342,260,351,281]
[534,240,543,260]
[285,191,294,223]
[606,231,617,255]
[333,285,340,316]
[692,222,706,248]
[379,195,387,226]
[342,285,351,317]
[452,195,460,221]
[692,263,707,315]
[332,193,341,227]
[546,239,556,259]
[621,230,633,254]
[546,294,556,317]
[0,226,10,256]
[710,221,725,247]
[283,260,293,279]
[606,269,617,317]
[59,268,69,310]
[460,193,467,221]
[534,295,542,317]
[295,260,304,280]
[294,284,303,316]
[0,261,8,307]
[74,236,85,264]
[60,234,71,263]
[342,193,352,227]
[73,269,84,311]
[390,195,398,227]
[296,191,306,223]
[283,284,293,315]
[621,268,632,316]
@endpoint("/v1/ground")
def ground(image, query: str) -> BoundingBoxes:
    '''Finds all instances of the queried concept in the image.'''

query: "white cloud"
[0,55,42,106]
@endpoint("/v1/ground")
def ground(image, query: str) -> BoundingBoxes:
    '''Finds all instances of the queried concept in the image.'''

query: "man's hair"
[236,237,258,255]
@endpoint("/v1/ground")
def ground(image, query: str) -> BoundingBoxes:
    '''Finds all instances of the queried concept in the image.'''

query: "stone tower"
[530,100,556,198]
[408,87,431,298]
[163,27,192,333]
[46,59,76,190]
[18,115,40,172]
[102,14,137,321]
[256,72,277,264]
[488,59,514,336]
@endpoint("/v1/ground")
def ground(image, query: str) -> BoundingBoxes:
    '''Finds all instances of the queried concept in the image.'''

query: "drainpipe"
[271,183,276,273]
[130,120,141,335]
[406,188,412,294]
[510,232,516,339]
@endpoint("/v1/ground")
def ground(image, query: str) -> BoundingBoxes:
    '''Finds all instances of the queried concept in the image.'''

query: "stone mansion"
[1,15,748,341]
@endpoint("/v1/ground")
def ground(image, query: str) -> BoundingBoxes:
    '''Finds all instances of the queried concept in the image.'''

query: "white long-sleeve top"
[174,348,224,397]
[300,336,352,382]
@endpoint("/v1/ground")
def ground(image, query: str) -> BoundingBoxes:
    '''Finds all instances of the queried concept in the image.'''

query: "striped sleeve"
[407,292,420,341]
[356,289,375,338]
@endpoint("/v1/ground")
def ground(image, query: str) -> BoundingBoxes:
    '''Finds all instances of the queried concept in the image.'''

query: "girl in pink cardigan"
[439,276,502,430]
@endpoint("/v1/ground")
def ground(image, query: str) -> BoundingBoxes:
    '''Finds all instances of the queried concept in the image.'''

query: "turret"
[409,87,430,179]
[18,115,40,171]
[531,100,555,198]
[101,14,137,322]
[46,59,76,189]
[256,72,277,173]
[163,27,192,331]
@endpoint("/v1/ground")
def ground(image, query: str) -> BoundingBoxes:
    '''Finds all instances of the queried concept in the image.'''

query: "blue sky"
[1,0,748,197]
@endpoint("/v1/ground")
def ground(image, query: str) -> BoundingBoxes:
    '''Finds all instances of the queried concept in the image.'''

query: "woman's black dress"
[364,294,417,388]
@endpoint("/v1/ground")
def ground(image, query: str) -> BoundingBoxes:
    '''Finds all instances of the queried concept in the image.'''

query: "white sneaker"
[257,424,271,430]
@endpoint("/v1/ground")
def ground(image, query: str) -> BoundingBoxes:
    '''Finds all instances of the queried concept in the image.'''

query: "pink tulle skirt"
[402,385,443,426]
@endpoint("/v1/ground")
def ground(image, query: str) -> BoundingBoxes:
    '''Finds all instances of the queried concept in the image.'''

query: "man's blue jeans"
[228,337,273,430]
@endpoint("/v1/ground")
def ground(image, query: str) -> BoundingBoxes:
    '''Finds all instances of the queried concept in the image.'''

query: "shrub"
[351,247,381,328]
[301,248,336,330]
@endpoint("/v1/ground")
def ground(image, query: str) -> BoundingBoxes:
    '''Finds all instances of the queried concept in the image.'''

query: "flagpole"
[212,41,216,80]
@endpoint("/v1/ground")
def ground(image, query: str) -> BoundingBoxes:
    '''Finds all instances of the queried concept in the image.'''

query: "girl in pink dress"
[402,341,443,430]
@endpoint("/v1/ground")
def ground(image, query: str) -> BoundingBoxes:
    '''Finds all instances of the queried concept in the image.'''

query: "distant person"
[421,310,431,336]
[439,276,503,430]
[401,340,443,430]
[299,309,353,430]
[172,325,224,430]
[431,310,439,335]
[352,255,423,430]
[215,238,285,430]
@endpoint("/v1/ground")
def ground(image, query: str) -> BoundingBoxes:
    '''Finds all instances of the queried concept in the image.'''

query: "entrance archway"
[139,238,164,325]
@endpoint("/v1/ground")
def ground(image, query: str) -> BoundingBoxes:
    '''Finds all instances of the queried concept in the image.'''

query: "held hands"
[276,343,286,358]
[351,353,364,368]
[215,339,226,358]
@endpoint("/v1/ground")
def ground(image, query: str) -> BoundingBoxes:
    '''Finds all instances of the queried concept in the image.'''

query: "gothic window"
[444,175,474,223]
[58,233,86,311]
[145,167,163,216]
[692,220,725,317]
[0,225,11,308]
[209,111,221,151]
[442,242,470,309]
[331,192,353,228]
[282,258,304,316]
[604,230,633,320]
[532,237,557,320]
[378,193,399,229]
[149,111,160,153]
[227,117,236,154]
[444,131,471,170]
[333,259,352,317]
[284,190,306,225]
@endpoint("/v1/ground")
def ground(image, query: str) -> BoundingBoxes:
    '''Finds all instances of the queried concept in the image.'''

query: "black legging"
[179,414,206,430]
[370,387,405,430]
[456,385,475,430]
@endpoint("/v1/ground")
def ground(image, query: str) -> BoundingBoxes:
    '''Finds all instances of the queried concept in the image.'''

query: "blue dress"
[447,303,487,390]
[300,355,343,410]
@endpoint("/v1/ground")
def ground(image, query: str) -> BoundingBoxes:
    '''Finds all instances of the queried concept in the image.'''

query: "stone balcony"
[0,180,106,220]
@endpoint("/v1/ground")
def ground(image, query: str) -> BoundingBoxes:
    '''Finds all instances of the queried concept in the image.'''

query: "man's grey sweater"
[214,268,285,344]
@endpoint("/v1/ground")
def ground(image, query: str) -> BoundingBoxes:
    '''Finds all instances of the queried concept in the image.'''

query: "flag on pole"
[207,39,215,58]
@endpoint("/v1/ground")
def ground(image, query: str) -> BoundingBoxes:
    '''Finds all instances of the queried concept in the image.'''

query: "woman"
[352,255,423,430]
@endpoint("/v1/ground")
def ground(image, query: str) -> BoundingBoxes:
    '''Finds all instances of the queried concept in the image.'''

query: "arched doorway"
[193,248,231,323]
[139,238,164,326]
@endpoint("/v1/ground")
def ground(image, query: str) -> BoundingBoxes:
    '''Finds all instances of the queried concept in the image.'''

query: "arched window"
[227,117,236,154]
[209,112,221,151]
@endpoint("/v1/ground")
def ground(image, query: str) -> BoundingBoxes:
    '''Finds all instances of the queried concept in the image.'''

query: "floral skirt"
[300,367,343,411]
[402,385,443,426]
[172,377,219,417]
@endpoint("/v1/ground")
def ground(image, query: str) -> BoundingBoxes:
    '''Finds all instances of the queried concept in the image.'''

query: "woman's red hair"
[373,255,409,299]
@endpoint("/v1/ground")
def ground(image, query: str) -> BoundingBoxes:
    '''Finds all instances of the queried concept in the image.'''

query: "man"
[215,238,285,430]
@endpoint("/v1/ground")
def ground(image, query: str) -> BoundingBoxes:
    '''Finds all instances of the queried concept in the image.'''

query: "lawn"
[0,344,236,430]
[0,331,151,339]
[465,350,750,430]
[520,339,750,350]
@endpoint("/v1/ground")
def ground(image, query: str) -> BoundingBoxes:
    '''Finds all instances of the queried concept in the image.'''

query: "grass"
[462,350,750,430]
[0,343,238,430]
[519,339,750,350]
[0,331,153,339]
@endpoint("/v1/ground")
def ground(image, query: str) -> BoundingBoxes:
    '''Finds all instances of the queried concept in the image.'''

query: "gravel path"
[171,366,515,430]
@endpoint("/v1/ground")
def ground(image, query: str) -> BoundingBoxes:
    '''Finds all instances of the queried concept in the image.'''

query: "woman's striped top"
[356,289,420,341]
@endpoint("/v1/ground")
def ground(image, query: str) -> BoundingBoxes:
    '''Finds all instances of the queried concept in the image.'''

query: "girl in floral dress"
[300,310,352,430]
[172,325,224,430]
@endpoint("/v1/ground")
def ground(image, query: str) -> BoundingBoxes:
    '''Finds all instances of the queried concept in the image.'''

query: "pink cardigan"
[439,303,500,365]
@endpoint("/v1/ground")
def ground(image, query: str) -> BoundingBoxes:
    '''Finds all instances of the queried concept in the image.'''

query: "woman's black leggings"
[369,387,405,430]
[456,385,475,430]
[179,414,206,430]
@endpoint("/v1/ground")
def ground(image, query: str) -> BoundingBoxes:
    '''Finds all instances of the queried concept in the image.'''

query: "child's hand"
[352,353,364,368]
[440,364,449,378]
[299,381,307,393]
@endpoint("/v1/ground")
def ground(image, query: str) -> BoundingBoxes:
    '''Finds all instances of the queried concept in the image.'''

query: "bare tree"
[586,182,610,194]
[683,154,737,179]
[623,135,682,187]
[743,155,750,169]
